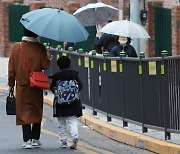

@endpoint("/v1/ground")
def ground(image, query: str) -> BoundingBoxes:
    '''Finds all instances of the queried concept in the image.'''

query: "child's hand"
[47,50,53,60]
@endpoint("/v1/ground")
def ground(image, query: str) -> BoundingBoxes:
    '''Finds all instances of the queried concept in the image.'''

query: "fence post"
[161,50,170,140]
[66,46,73,58]
[90,50,97,115]
[119,51,128,127]
[68,47,73,51]
[45,42,53,75]
[56,44,62,50]
[55,44,62,61]
[103,51,111,122]
[44,42,52,96]
[77,48,84,67]
[139,52,148,133]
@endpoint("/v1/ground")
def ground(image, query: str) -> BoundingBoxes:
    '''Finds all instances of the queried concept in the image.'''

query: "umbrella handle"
[96,25,102,38]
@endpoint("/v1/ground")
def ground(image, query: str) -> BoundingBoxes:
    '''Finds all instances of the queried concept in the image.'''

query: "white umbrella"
[73,2,118,26]
[99,20,150,39]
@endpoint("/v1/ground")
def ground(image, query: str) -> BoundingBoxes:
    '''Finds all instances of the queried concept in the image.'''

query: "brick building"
[0,0,179,57]
[147,0,180,57]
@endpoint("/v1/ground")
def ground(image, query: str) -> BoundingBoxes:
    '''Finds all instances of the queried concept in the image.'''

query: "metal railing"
[47,48,180,140]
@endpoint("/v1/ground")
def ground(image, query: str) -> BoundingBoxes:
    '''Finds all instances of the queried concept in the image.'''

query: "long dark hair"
[116,36,132,45]
[126,37,132,44]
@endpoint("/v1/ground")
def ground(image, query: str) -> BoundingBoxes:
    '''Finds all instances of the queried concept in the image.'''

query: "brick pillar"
[146,1,163,57]
[29,1,45,11]
[172,6,180,56]
[118,0,130,20]
[0,0,14,57]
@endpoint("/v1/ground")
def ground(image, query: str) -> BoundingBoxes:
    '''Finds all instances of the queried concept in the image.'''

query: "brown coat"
[8,41,50,125]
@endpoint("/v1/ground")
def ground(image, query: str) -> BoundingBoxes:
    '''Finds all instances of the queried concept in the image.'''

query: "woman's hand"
[47,50,53,61]
[9,86,14,93]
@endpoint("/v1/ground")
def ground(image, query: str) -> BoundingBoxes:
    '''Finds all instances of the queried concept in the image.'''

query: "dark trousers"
[22,123,41,142]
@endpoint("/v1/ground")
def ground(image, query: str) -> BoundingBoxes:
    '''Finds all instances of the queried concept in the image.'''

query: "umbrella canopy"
[20,8,89,43]
[99,20,150,39]
[73,2,118,26]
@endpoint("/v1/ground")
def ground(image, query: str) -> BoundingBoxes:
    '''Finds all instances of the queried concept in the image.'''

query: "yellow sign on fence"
[103,62,106,71]
[84,57,89,68]
[78,58,81,66]
[149,61,156,75]
[111,60,117,72]
[91,60,94,68]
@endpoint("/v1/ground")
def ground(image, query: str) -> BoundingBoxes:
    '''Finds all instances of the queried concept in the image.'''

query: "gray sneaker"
[70,138,78,149]
[22,140,32,149]
[31,139,42,148]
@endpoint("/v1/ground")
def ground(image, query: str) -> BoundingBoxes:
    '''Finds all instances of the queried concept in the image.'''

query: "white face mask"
[118,40,126,44]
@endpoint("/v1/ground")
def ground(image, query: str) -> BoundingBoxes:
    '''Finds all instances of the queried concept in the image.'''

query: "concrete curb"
[42,96,180,154]
[1,87,180,154]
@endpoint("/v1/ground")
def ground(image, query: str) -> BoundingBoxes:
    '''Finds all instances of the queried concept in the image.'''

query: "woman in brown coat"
[8,28,51,149]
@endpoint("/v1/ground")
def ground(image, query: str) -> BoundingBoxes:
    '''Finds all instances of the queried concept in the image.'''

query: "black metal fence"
[47,48,180,140]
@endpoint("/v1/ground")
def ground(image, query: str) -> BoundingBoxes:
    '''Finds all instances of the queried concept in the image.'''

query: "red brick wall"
[0,1,47,57]
[147,0,179,57]
[0,0,14,57]
[118,0,130,20]
[172,6,180,55]
[101,0,118,9]
[24,0,98,12]
[29,1,45,11]
[0,1,6,57]
[1,0,180,57]
[147,1,163,57]
[24,0,118,17]
[161,1,180,56]
[123,0,130,20]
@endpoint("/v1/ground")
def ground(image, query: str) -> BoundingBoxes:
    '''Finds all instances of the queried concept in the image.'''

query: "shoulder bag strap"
[19,42,31,72]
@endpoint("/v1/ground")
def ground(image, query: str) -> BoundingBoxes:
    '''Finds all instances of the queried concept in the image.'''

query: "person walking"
[8,27,51,149]
[50,56,83,149]
[109,36,138,57]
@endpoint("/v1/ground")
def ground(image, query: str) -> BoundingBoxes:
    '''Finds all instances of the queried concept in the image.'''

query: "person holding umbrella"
[99,20,150,57]
[109,36,138,57]
[8,27,51,149]
[91,20,118,54]
[91,32,118,54]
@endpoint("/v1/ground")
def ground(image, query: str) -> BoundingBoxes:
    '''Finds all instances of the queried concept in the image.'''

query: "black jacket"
[109,43,138,57]
[50,69,83,118]
[91,34,118,54]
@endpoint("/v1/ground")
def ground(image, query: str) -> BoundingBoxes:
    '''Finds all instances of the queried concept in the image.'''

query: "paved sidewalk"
[1,75,180,154]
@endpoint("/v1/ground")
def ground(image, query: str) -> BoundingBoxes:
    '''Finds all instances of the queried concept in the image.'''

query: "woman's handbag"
[30,71,49,89]
[19,42,49,89]
[6,92,16,115]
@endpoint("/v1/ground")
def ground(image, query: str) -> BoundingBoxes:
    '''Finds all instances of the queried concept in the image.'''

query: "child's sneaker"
[70,138,78,149]
[61,139,67,148]
[22,139,32,149]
